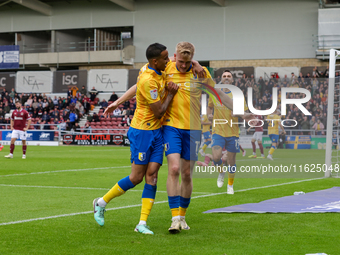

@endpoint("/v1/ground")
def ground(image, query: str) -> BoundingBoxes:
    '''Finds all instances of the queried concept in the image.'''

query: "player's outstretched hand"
[168,81,179,96]
[104,101,119,117]
[23,127,28,131]
[193,65,206,78]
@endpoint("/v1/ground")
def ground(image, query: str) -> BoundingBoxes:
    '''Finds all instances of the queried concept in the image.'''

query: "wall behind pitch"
[133,0,318,61]
[0,0,318,61]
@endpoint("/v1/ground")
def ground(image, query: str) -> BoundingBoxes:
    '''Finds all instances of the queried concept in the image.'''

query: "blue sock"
[228,164,237,173]
[179,196,191,209]
[117,176,135,192]
[168,195,180,209]
[142,183,157,199]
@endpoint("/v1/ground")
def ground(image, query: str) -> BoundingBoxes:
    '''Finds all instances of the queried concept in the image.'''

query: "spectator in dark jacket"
[109,91,118,102]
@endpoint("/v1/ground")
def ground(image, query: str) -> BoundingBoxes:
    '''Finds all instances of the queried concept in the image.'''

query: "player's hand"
[192,65,206,78]
[208,114,214,121]
[23,127,28,131]
[104,101,119,117]
[167,81,179,96]
[282,130,286,135]
[10,127,14,131]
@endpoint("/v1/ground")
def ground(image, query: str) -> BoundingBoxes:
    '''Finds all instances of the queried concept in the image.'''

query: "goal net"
[325,49,340,177]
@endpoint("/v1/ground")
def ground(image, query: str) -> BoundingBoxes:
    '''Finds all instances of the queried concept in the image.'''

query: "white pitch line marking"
[0,184,209,194]
[0,164,168,178]
[0,166,130,177]
[0,177,325,226]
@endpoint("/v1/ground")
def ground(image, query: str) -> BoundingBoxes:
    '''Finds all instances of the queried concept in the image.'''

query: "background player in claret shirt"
[0,143,3,151]
[199,114,212,156]
[266,108,286,160]
[208,70,248,194]
[93,43,179,235]
[5,100,31,159]
[248,106,265,159]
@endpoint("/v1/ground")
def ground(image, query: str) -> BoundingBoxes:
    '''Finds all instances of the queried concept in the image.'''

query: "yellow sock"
[228,172,235,186]
[140,198,155,222]
[171,208,180,217]
[179,207,187,217]
[202,144,208,152]
[103,183,125,203]
[269,147,275,155]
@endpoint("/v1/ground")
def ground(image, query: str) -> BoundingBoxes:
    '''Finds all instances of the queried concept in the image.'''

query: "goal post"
[325,49,340,177]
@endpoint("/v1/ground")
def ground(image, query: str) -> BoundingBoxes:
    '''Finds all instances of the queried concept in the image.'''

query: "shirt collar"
[148,65,162,75]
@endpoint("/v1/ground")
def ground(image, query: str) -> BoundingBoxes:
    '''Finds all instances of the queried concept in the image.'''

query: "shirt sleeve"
[139,79,160,105]
[26,111,31,120]
[11,111,14,120]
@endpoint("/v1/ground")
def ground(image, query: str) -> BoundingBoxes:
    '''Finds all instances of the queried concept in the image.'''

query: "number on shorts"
[235,139,239,150]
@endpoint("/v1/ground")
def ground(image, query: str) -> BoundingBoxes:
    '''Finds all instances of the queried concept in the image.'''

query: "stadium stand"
[0,68,338,137]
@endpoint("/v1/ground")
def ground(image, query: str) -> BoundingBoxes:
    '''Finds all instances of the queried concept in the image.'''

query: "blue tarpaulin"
[204,187,340,213]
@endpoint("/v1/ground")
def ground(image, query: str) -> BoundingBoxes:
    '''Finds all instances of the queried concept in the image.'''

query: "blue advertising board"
[0,45,20,69]
[0,131,54,141]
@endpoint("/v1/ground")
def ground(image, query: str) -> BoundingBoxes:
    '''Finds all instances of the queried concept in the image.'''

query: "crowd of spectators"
[1,66,339,136]
[0,86,94,131]
[84,91,136,134]
[0,85,137,134]
[213,67,340,135]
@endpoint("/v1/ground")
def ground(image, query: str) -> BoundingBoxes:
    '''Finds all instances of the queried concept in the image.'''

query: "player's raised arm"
[149,81,178,119]
[215,88,233,111]
[169,55,205,78]
[104,84,137,117]
[191,60,206,78]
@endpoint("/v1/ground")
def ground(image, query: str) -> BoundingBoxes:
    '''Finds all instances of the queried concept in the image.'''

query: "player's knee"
[130,173,144,185]
[213,155,221,163]
[169,164,180,176]
[145,174,157,185]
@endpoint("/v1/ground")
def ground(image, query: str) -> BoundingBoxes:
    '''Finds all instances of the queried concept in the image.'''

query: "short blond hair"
[176,42,195,58]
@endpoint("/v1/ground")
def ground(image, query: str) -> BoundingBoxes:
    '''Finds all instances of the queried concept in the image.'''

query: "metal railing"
[19,39,123,54]
[313,35,340,59]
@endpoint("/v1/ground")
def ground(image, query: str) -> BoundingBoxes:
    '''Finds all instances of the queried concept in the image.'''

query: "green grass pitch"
[0,146,339,255]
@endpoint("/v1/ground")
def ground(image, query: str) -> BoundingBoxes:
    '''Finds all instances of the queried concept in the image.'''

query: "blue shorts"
[127,127,164,165]
[269,134,279,143]
[203,131,211,140]
[162,125,201,161]
[211,134,240,153]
